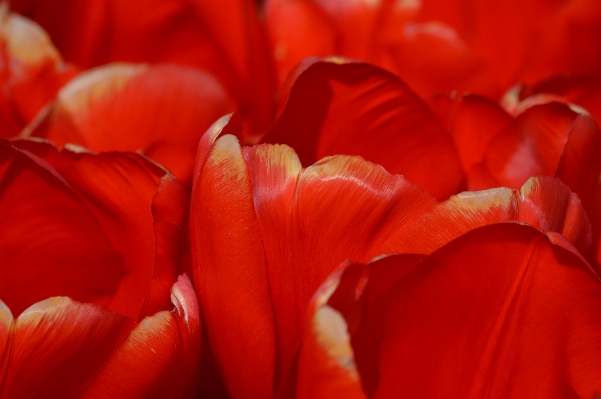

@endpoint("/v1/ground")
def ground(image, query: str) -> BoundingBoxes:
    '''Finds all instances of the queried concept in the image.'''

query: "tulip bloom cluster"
[2,0,601,398]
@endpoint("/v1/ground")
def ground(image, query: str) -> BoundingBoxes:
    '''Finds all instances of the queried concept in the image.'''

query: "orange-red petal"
[348,224,601,397]
[23,63,234,184]
[0,139,125,316]
[261,59,464,200]
[80,275,201,399]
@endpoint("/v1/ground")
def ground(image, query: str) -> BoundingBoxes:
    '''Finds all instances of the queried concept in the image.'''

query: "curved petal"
[351,223,601,398]
[394,176,592,256]
[265,0,337,86]
[261,59,464,200]
[53,150,186,321]
[242,143,437,380]
[23,63,235,184]
[0,6,76,138]
[384,21,499,99]
[190,133,276,399]
[10,0,274,134]
[80,275,201,399]
[428,93,512,175]
[0,139,125,316]
[0,297,134,398]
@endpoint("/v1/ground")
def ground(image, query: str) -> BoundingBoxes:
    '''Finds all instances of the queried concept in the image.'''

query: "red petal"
[384,21,499,99]
[51,150,185,321]
[393,176,592,256]
[0,139,125,316]
[428,93,512,175]
[11,0,274,134]
[241,143,437,384]
[190,133,276,399]
[0,8,76,138]
[0,297,134,398]
[555,113,601,210]
[81,275,201,398]
[265,0,337,86]
[482,103,574,188]
[261,59,464,200]
[24,63,234,184]
[298,274,367,399]
[351,223,601,398]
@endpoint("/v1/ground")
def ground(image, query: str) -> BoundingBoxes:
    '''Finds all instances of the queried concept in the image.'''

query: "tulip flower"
[0,138,201,397]
[190,105,596,398]
[0,5,77,138]
[257,58,601,207]
[265,0,601,98]
[21,62,235,185]
[299,222,601,398]
[9,0,275,134]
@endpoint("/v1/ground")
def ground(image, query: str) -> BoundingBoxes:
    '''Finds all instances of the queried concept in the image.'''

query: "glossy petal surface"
[261,59,463,200]
[0,140,124,316]
[24,63,234,184]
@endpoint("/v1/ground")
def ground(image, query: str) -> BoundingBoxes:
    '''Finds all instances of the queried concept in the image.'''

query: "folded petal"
[0,139,125,316]
[0,6,76,138]
[23,63,234,184]
[190,132,276,399]
[428,93,512,174]
[349,223,601,398]
[0,297,134,398]
[11,0,274,134]
[261,59,464,200]
[394,176,592,257]
[80,275,201,399]
[243,144,438,379]
[55,152,186,321]
[475,103,601,208]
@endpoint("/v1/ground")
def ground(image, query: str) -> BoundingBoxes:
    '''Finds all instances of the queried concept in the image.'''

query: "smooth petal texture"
[348,224,601,398]
[0,6,76,138]
[0,297,134,399]
[383,21,499,99]
[191,132,276,399]
[10,0,275,134]
[53,151,186,321]
[470,103,601,209]
[394,176,592,257]
[428,93,513,174]
[80,275,202,399]
[261,59,464,200]
[518,76,601,127]
[420,0,601,89]
[244,144,438,382]
[0,139,125,316]
[298,285,367,399]
[23,63,235,184]
[265,0,337,86]
[191,119,439,397]
[9,139,188,321]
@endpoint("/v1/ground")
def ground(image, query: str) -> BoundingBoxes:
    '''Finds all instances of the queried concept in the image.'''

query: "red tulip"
[264,0,601,99]
[0,138,201,398]
[9,0,275,134]
[0,6,77,138]
[190,106,597,397]
[299,223,601,398]
[190,113,439,399]
[21,63,235,185]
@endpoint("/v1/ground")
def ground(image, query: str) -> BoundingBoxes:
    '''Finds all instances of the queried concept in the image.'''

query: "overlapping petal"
[261,58,464,200]
[0,137,199,397]
[10,0,275,133]
[190,114,438,398]
[300,223,601,398]
[22,63,235,184]
[0,6,77,138]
